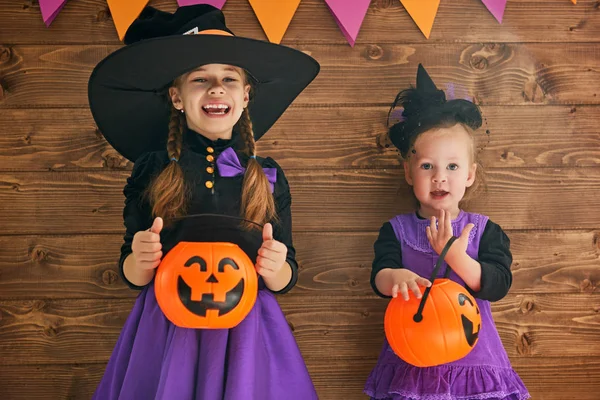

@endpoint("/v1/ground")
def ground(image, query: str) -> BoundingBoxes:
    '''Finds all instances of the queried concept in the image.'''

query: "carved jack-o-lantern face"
[384,278,482,367]
[155,242,258,329]
[458,293,481,346]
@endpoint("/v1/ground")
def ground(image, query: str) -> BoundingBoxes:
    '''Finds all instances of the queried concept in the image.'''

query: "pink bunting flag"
[481,0,508,24]
[324,0,371,47]
[177,0,228,8]
[39,0,67,27]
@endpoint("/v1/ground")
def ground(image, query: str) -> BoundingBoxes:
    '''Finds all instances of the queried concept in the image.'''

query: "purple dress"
[365,211,529,400]
[93,130,318,400]
[93,281,317,400]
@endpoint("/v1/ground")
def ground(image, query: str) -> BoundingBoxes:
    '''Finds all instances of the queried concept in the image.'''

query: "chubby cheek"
[409,170,428,193]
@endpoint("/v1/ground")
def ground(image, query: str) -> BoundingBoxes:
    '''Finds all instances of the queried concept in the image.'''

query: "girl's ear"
[169,86,183,111]
[404,161,413,186]
[243,84,251,108]
[466,163,477,187]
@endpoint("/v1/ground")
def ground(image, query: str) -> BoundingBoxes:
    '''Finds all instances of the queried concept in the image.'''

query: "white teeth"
[203,104,229,109]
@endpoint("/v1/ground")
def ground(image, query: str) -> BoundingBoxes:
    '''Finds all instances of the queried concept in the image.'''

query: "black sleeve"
[470,220,513,302]
[118,153,158,290]
[265,157,298,294]
[370,222,404,298]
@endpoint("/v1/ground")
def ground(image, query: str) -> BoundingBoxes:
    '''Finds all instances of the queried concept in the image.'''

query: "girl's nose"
[208,83,225,95]
[432,173,447,183]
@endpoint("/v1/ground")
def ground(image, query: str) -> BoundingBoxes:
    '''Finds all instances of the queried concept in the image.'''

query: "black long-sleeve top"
[118,127,298,293]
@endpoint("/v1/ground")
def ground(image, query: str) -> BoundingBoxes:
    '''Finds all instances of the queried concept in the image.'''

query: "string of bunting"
[39,0,579,45]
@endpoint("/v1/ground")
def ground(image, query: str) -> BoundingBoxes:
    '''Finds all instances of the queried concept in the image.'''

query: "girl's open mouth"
[202,104,231,116]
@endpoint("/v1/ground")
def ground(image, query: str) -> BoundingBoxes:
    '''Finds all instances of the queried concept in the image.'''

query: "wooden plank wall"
[1,0,599,399]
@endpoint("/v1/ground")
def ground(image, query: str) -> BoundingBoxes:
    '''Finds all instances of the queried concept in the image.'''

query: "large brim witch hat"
[88,4,320,162]
[388,64,483,158]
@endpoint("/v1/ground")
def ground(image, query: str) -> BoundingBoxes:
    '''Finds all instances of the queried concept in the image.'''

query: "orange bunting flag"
[247,0,302,44]
[399,0,440,39]
[107,0,150,41]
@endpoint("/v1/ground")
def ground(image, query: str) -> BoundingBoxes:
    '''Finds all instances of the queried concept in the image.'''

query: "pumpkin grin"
[459,293,481,347]
[461,315,480,346]
[177,275,244,317]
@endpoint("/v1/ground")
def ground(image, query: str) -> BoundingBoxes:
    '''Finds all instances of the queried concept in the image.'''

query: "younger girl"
[87,5,320,399]
[364,64,530,400]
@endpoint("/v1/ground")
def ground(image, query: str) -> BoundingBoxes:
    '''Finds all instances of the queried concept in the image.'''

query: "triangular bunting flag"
[39,0,67,27]
[107,0,150,41]
[399,0,440,39]
[571,0,577,3]
[324,0,371,47]
[248,0,302,44]
[178,0,228,8]
[481,0,508,23]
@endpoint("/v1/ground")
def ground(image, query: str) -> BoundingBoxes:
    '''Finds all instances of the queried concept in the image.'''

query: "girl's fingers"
[137,251,162,263]
[407,280,422,299]
[140,232,161,243]
[139,242,162,253]
[257,256,284,274]
[426,226,433,244]
[257,249,276,263]
[398,282,409,301]
[138,260,160,270]
[391,284,399,298]
[444,209,452,236]
[430,216,437,234]
[439,210,446,236]
[416,277,432,287]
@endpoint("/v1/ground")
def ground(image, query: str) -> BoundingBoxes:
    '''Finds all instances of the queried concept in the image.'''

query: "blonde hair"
[145,71,276,229]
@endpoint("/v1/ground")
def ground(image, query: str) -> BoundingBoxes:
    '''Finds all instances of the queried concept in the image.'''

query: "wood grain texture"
[0,230,597,300]
[0,168,599,235]
[1,0,599,398]
[0,294,598,366]
[1,106,598,172]
[1,0,599,45]
[2,43,600,108]
[2,357,598,400]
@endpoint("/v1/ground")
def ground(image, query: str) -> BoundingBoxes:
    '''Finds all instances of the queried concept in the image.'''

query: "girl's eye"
[447,164,459,171]
[223,77,238,82]
[192,78,207,83]
[420,163,432,170]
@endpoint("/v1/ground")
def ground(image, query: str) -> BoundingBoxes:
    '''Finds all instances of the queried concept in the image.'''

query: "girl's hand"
[255,223,287,278]
[390,269,432,301]
[131,217,163,271]
[426,210,473,259]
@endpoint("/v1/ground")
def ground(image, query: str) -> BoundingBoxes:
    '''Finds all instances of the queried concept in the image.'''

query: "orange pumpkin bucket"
[384,237,482,367]
[154,214,262,329]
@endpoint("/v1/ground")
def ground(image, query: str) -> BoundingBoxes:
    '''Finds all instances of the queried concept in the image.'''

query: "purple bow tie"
[216,147,277,193]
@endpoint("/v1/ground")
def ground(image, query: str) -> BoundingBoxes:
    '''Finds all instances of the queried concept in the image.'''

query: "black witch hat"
[388,64,482,158]
[88,5,320,162]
